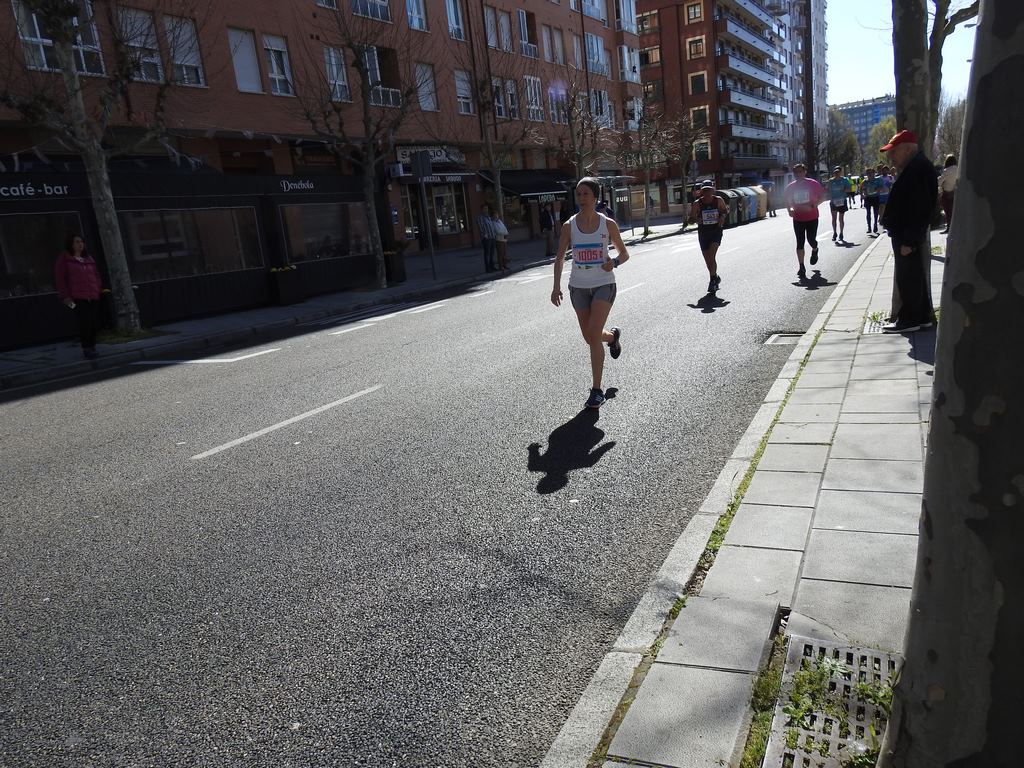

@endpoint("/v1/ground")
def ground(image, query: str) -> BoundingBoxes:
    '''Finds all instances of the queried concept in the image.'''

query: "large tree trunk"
[361,159,386,289]
[892,0,931,141]
[54,37,141,333]
[879,1,1024,765]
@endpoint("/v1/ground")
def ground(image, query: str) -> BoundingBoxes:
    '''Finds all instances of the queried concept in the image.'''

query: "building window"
[639,46,660,68]
[492,77,507,118]
[351,0,391,22]
[117,8,162,82]
[316,0,338,7]
[542,24,553,62]
[642,79,662,101]
[572,34,582,69]
[695,140,710,160]
[551,28,565,64]
[518,9,538,58]
[548,88,567,123]
[263,34,294,95]
[415,62,437,110]
[686,2,701,22]
[589,88,609,126]
[282,203,371,261]
[689,72,706,95]
[687,37,704,59]
[498,11,513,51]
[227,29,262,93]
[406,0,428,30]
[505,79,519,118]
[446,0,465,40]
[637,10,658,34]
[484,6,497,47]
[691,106,708,128]
[324,46,351,101]
[163,16,205,86]
[119,208,264,281]
[524,75,543,121]
[364,46,402,107]
[454,69,474,114]
[585,33,609,76]
[12,0,104,75]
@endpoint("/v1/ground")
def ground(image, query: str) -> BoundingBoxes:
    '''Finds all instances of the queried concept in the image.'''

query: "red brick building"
[0,0,641,348]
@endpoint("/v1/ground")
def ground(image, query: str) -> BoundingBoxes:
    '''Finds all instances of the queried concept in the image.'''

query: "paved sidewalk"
[0,216,687,391]
[543,231,947,768]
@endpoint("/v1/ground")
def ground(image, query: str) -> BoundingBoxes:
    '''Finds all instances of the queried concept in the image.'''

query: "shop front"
[477,169,574,240]
[397,171,476,253]
[0,170,368,349]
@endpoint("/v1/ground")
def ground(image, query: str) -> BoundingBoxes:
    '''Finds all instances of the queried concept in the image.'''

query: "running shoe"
[809,249,819,266]
[585,388,605,409]
[713,274,722,291]
[797,265,807,280]
[609,327,622,359]
[832,232,837,241]
[707,278,717,294]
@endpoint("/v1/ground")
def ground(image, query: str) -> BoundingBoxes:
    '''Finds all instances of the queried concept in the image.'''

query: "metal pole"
[419,181,436,280]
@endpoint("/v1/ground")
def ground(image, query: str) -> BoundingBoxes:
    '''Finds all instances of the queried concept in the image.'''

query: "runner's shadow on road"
[527,407,617,494]
[793,270,836,291]
[686,294,731,313]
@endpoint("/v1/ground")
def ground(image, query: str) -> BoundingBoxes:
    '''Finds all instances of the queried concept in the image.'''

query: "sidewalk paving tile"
[822,458,923,493]
[700,546,802,603]
[659,596,778,671]
[724,504,813,551]
[607,665,753,768]
[787,386,846,405]
[846,379,918,397]
[838,412,921,424]
[842,394,920,413]
[831,423,923,461]
[849,364,918,380]
[757,444,829,473]
[778,402,842,424]
[790,580,912,652]
[802,530,918,587]
[801,361,853,377]
[794,373,851,389]
[813,490,921,535]
[768,423,834,445]
[743,470,822,508]
[698,458,749,515]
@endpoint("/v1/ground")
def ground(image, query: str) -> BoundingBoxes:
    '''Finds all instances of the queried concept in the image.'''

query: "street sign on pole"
[410,151,437,280]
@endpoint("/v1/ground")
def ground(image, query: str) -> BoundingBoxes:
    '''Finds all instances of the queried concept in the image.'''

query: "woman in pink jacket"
[54,234,103,358]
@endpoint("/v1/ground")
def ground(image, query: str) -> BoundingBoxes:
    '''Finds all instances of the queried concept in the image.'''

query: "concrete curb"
[539,233,893,768]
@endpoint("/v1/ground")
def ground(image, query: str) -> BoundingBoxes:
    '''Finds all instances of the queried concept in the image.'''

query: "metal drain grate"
[763,635,901,768]
[765,332,804,345]
[862,318,885,334]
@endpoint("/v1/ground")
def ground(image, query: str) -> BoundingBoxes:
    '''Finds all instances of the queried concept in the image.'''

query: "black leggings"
[865,198,879,229]
[793,219,819,251]
[74,299,100,350]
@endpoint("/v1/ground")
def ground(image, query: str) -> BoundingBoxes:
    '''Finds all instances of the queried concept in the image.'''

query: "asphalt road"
[1,213,877,767]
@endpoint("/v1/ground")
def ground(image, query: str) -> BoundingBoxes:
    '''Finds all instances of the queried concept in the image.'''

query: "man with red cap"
[878,129,937,333]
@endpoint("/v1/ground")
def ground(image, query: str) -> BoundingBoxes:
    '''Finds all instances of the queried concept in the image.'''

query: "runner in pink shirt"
[783,163,827,281]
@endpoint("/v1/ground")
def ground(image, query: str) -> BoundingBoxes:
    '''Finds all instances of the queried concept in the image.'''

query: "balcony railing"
[716,17,775,56]
[520,40,539,58]
[370,86,402,107]
[351,0,391,22]
[615,18,638,34]
[719,86,782,115]
[718,0,774,27]
[620,66,641,83]
[588,57,611,77]
[722,121,778,140]
[717,53,779,89]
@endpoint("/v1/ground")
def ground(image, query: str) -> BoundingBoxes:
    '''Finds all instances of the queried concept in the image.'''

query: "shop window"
[281,203,371,262]
[431,184,467,234]
[119,207,263,281]
[0,211,82,298]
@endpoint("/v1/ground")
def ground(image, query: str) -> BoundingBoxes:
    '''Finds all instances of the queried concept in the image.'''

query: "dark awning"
[478,169,574,199]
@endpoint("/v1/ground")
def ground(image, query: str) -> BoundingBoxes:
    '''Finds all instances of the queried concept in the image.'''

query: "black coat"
[880,150,938,246]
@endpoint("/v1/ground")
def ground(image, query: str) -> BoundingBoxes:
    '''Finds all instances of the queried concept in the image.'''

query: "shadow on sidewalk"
[793,270,837,291]
[527,408,616,494]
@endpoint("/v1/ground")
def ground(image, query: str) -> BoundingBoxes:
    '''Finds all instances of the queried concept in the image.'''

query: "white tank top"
[568,213,615,289]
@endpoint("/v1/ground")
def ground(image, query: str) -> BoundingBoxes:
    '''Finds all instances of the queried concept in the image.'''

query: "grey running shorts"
[569,283,617,310]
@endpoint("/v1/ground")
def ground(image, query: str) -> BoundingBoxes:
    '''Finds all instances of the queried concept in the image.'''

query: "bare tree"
[0,0,209,333]
[662,109,709,205]
[612,96,667,234]
[550,70,616,180]
[879,1,1023,765]
[934,91,967,159]
[926,1,979,152]
[296,6,435,288]
[826,109,860,172]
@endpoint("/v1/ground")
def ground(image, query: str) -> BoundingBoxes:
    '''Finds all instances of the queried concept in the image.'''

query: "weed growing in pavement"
[739,631,786,768]
[867,310,886,324]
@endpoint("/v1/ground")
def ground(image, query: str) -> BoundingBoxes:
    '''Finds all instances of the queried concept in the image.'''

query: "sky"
[825,0,977,105]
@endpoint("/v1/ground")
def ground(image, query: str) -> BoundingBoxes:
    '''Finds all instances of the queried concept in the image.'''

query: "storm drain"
[862,317,885,334]
[764,332,804,345]
[763,635,901,768]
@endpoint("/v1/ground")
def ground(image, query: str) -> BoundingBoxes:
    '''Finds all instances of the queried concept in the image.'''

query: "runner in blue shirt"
[826,167,850,243]
[861,167,884,235]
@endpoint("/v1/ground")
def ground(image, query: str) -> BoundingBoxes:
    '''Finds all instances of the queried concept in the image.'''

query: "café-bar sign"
[0,178,75,199]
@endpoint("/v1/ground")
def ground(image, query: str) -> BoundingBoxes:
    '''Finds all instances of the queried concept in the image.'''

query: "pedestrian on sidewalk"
[540,202,555,257]
[783,162,827,281]
[491,208,510,270]
[477,205,497,272]
[688,180,728,294]
[939,154,958,234]
[879,129,937,334]
[54,233,104,359]
[550,177,630,410]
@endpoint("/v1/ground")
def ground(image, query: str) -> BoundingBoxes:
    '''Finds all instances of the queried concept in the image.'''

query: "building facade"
[635,0,826,198]
[831,94,896,149]
[0,0,642,349]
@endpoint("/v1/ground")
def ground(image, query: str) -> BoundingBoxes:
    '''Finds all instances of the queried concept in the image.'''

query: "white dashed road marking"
[133,348,281,365]
[328,325,373,336]
[618,283,645,294]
